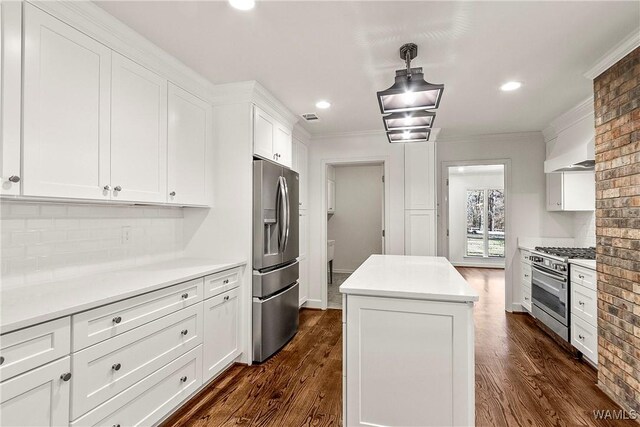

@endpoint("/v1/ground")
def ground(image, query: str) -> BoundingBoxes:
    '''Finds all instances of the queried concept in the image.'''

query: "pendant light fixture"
[377,43,444,143]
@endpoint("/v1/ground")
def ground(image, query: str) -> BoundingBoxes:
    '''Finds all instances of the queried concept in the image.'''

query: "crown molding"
[436,131,543,145]
[543,97,594,142]
[292,124,312,144]
[584,28,640,80]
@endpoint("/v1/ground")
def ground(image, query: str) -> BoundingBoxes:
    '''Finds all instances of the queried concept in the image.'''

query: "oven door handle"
[532,266,567,283]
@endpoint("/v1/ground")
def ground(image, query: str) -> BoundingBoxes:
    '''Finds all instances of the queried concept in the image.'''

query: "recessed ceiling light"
[500,81,522,91]
[315,100,331,109]
[228,0,255,11]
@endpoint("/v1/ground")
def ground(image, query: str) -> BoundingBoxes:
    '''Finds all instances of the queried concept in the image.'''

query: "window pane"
[466,190,484,257]
[487,189,505,258]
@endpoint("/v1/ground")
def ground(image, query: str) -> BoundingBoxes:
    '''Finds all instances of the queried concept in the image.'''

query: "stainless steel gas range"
[529,247,595,341]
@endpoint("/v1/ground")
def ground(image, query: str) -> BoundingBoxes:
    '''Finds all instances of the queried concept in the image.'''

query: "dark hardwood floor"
[163,267,630,427]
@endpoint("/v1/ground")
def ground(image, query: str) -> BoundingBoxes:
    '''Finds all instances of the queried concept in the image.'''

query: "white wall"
[437,132,576,312]
[308,131,404,307]
[448,167,505,268]
[328,164,383,273]
[1,201,185,289]
[573,211,596,247]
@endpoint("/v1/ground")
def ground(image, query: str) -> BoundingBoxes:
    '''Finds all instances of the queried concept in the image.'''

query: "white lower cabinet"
[345,295,474,426]
[404,210,436,256]
[0,356,71,427]
[520,250,532,312]
[203,288,240,382]
[570,264,598,366]
[71,346,202,427]
[71,302,203,419]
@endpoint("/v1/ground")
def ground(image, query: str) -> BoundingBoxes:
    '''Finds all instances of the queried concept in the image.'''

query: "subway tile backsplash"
[573,211,596,248]
[1,201,184,289]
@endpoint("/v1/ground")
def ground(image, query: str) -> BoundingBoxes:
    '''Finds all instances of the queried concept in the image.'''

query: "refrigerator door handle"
[276,176,287,252]
[282,175,290,252]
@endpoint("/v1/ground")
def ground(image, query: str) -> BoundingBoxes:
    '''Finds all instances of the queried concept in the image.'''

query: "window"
[466,189,504,258]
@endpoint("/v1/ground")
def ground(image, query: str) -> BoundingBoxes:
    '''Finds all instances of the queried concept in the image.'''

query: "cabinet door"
[203,288,240,382]
[0,356,71,427]
[405,210,436,256]
[254,107,275,160]
[327,180,336,213]
[299,256,309,307]
[1,1,22,195]
[274,123,292,168]
[168,83,212,206]
[111,53,167,203]
[405,143,435,209]
[299,210,308,259]
[546,173,563,211]
[22,3,111,200]
[298,141,308,209]
[563,172,595,211]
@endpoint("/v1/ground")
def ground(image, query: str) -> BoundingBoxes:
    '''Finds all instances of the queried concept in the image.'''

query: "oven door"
[532,265,569,326]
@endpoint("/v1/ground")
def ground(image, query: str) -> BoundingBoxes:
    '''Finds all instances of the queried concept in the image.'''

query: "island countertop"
[339,255,479,303]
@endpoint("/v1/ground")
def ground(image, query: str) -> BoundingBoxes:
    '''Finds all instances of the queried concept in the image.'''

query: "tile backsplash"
[1,201,184,289]
[573,211,596,248]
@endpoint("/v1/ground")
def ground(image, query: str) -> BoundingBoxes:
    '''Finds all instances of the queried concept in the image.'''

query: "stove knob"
[529,256,543,263]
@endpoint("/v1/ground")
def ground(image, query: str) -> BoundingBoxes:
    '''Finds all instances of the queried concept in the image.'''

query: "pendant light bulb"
[402,91,416,106]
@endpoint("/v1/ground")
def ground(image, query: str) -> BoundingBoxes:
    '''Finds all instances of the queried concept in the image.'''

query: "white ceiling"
[96,1,639,138]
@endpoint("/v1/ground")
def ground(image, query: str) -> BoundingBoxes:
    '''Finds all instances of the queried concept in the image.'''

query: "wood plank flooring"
[163,267,630,427]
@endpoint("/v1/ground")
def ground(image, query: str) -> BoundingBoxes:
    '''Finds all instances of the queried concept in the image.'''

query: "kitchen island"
[340,255,479,427]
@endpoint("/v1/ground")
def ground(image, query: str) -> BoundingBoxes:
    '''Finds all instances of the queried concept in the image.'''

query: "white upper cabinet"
[546,171,595,211]
[292,139,308,209]
[22,3,112,200]
[110,53,167,203]
[405,142,435,210]
[168,83,212,206]
[253,106,292,167]
[1,1,22,196]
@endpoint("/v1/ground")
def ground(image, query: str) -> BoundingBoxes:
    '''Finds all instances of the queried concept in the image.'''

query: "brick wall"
[593,46,640,414]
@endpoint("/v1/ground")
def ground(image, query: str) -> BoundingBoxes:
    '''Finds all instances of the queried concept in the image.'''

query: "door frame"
[439,159,511,311]
[321,156,390,310]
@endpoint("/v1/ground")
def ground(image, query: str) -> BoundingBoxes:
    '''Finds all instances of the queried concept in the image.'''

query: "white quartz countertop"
[339,255,479,303]
[1,258,245,334]
[569,259,596,270]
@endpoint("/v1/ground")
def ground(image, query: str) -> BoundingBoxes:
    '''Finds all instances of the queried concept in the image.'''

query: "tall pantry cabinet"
[404,142,437,256]
[292,136,310,307]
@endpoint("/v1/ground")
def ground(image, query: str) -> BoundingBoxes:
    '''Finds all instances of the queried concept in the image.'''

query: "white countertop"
[339,255,479,303]
[569,259,596,270]
[1,258,245,334]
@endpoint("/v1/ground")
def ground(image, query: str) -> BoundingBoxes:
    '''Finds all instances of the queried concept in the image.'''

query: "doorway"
[445,164,506,268]
[325,161,385,309]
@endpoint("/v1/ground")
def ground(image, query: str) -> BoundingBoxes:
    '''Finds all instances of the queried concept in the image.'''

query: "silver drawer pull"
[524,297,529,301]
[578,274,585,279]
[113,424,121,427]
[112,316,122,324]
[170,191,176,197]
[224,295,230,301]
[114,185,122,192]
[578,334,585,340]
[60,372,72,381]
[524,274,529,278]
[112,363,122,371]
[8,175,20,183]
[579,301,585,306]
[0,356,4,365]
[180,376,188,383]
[181,293,189,299]
[223,279,230,284]
[181,329,188,336]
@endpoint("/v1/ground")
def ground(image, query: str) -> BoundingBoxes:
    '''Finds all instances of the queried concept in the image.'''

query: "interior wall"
[0,201,184,289]
[328,164,383,273]
[593,46,639,414]
[307,132,404,307]
[573,211,596,247]
[437,133,576,311]
[448,167,505,268]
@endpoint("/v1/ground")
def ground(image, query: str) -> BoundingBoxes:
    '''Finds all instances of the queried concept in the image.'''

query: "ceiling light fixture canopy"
[383,110,435,131]
[387,128,431,143]
[376,43,444,114]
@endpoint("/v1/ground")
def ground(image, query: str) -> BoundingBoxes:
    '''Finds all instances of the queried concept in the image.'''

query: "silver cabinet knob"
[112,363,122,371]
[112,316,122,324]
[180,376,188,383]
[113,424,121,427]
[578,334,585,340]
[0,356,4,365]
[8,175,20,183]
[60,372,72,381]
[170,191,176,197]
[224,295,230,301]
[181,293,189,299]
[223,279,229,284]
[114,186,122,192]
[103,185,111,191]
[181,329,188,336]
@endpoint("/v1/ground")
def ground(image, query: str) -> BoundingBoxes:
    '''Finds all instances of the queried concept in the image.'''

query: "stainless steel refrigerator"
[252,159,299,363]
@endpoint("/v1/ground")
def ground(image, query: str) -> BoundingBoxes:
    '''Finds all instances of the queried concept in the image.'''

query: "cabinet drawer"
[71,346,202,427]
[0,356,71,427]
[521,283,532,312]
[72,278,203,351]
[0,317,70,381]
[571,283,597,326]
[521,263,532,285]
[204,267,241,299]
[71,303,202,419]
[520,250,531,265]
[571,265,596,291]
[571,315,598,366]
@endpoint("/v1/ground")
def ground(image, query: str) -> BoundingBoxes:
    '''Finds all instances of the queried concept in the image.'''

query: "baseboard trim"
[303,299,323,309]
[333,269,355,274]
